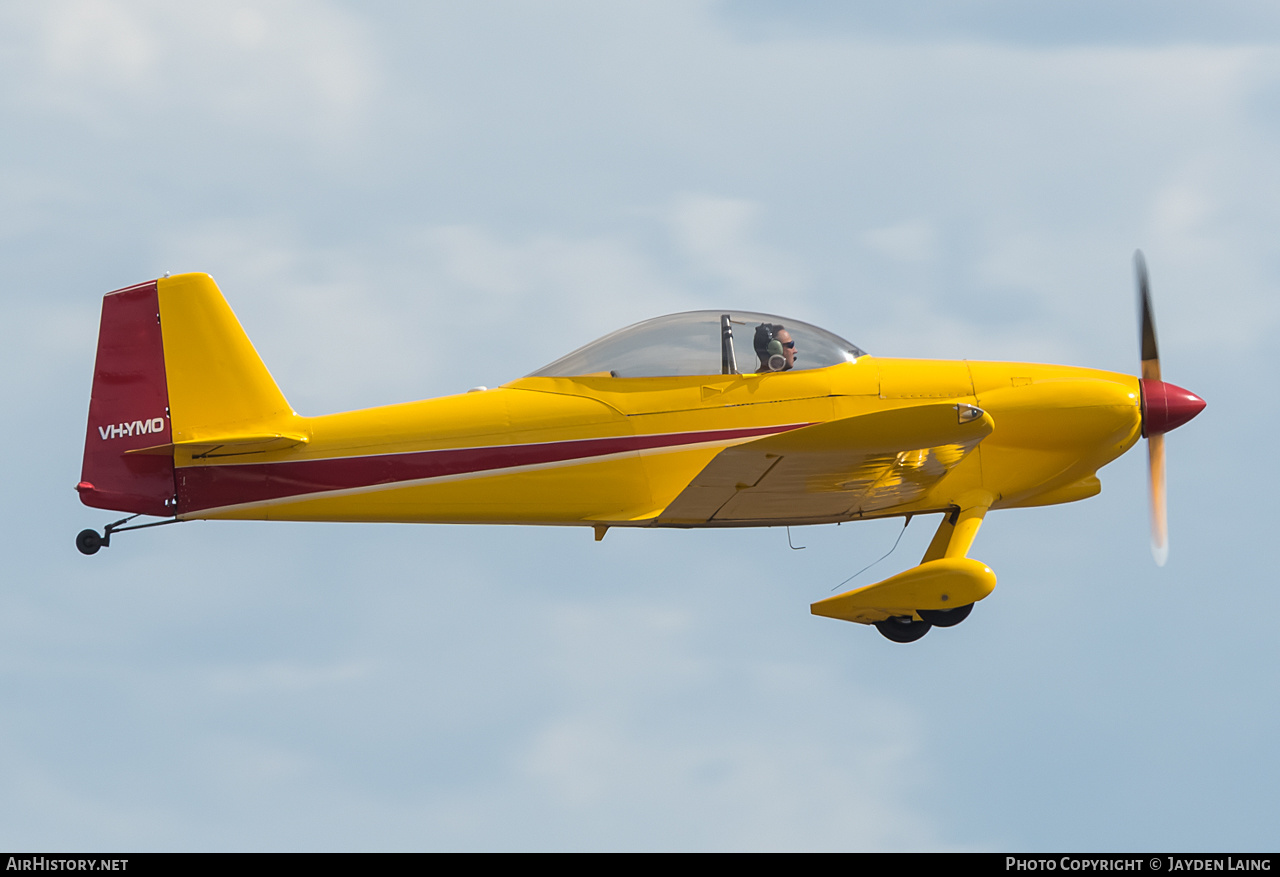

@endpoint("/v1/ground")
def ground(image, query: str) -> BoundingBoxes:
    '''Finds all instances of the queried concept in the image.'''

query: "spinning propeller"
[1134,251,1205,566]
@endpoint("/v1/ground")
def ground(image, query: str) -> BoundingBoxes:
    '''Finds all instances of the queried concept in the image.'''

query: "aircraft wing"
[654,403,993,525]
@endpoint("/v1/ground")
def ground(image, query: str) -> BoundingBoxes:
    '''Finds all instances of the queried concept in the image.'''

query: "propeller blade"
[1133,251,1205,565]
[1148,432,1168,566]
[1136,250,1161,381]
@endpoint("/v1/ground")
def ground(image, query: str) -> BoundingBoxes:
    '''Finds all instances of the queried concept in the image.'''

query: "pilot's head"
[754,323,796,372]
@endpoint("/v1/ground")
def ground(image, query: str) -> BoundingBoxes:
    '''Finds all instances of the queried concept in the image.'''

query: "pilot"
[753,323,797,372]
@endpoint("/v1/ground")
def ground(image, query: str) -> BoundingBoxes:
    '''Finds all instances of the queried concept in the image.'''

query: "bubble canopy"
[529,311,867,379]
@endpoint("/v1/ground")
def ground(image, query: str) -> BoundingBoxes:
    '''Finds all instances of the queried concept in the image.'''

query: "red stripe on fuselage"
[175,423,807,514]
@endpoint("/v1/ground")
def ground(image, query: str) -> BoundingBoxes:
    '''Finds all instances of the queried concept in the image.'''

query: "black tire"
[874,615,932,643]
[917,603,974,628]
[75,529,102,556]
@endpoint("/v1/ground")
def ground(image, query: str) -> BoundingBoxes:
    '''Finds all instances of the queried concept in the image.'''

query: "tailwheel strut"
[75,514,179,555]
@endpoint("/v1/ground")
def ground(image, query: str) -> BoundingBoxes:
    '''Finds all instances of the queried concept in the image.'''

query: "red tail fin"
[77,281,176,516]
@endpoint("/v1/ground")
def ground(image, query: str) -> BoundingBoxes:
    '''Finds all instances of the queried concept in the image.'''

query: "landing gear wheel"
[917,603,974,628]
[875,615,932,643]
[75,529,103,556]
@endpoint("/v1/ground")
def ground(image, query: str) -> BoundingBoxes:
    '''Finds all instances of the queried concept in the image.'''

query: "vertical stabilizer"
[156,273,297,444]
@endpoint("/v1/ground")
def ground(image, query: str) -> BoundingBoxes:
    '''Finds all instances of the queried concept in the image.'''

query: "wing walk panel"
[654,404,994,524]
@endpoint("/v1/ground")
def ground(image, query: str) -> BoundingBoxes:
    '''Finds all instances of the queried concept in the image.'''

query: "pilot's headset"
[754,323,787,372]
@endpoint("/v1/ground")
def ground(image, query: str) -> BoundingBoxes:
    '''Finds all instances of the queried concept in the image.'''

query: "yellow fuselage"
[177,358,1141,527]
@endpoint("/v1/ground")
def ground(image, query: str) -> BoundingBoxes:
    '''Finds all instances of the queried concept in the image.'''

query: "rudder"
[78,281,176,516]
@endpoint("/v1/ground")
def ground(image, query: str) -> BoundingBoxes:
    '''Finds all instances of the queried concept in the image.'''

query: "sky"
[1,0,1275,851]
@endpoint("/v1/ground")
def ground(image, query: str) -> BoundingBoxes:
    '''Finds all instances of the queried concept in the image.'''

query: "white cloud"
[153,219,698,411]
[422,224,692,333]
[11,0,379,141]
[860,220,937,264]
[207,661,373,696]
[670,194,805,296]
[516,710,936,850]
[44,0,156,82]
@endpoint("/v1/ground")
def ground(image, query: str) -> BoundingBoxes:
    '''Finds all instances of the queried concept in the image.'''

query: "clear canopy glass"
[529,311,866,378]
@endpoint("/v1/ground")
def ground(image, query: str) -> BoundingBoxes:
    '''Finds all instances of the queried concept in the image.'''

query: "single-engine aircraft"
[74,253,1204,642]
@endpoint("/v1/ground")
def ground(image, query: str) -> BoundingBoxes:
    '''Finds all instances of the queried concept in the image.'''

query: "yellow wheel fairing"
[811,557,998,624]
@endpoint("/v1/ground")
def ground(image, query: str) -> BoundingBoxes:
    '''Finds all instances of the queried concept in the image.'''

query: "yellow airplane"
[74,253,1204,642]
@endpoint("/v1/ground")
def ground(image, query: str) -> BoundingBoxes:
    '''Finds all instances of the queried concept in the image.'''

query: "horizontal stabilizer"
[125,432,309,458]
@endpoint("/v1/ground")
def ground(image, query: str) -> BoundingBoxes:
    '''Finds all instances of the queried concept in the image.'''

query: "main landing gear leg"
[875,492,992,639]
[75,515,179,555]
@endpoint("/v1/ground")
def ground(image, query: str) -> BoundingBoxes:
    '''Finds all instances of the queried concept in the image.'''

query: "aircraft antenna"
[830,516,911,590]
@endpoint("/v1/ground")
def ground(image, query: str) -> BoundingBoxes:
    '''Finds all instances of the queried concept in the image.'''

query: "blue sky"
[1,1,1274,851]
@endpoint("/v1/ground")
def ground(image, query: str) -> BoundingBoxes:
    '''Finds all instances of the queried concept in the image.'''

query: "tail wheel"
[874,615,931,643]
[917,603,974,627]
[75,529,103,556]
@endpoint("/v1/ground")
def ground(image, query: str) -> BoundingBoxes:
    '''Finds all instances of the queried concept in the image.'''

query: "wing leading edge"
[654,403,994,525]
